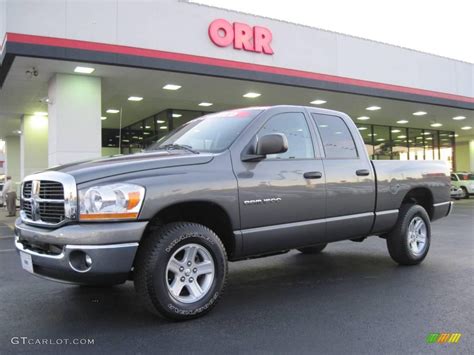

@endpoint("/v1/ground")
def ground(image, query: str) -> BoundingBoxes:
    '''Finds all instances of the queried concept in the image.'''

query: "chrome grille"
[23,181,32,198]
[20,172,77,227]
[38,202,65,224]
[22,200,33,219]
[39,181,64,200]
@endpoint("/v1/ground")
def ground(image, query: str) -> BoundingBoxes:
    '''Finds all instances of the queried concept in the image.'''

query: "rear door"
[309,111,376,240]
[231,107,326,256]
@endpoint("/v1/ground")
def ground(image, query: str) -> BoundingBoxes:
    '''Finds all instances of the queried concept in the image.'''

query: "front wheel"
[134,222,227,320]
[461,187,469,199]
[386,204,431,265]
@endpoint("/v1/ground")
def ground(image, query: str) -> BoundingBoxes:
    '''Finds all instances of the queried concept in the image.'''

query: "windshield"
[148,108,264,153]
[457,173,474,181]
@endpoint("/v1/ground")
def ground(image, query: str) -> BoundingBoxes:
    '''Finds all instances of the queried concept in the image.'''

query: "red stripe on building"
[6,32,474,104]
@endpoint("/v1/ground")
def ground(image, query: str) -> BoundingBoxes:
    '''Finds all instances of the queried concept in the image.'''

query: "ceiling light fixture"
[128,96,143,101]
[413,111,427,116]
[452,116,466,120]
[461,126,472,130]
[172,113,182,118]
[357,116,370,121]
[157,120,166,124]
[391,129,401,133]
[101,116,107,120]
[163,84,182,90]
[198,102,213,107]
[159,126,168,130]
[74,66,95,74]
[396,120,409,124]
[366,106,381,111]
[358,127,368,131]
[430,123,442,127]
[310,99,327,105]
[243,92,261,98]
[106,109,120,114]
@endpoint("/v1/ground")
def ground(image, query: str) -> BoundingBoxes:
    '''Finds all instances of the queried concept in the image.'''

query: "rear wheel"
[134,222,227,320]
[386,204,431,265]
[298,243,327,254]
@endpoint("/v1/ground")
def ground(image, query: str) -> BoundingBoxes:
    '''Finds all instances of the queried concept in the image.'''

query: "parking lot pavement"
[0,201,472,354]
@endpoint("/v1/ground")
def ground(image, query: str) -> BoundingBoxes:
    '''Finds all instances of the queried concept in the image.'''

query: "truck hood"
[47,151,214,184]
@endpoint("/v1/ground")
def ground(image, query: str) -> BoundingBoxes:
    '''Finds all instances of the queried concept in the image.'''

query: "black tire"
[298,243,327,254]
[461,187,469,199]
[386,204,431,266]
[134,222,227,321]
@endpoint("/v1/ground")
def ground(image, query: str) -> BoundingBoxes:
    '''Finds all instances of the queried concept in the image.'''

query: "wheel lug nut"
[193,268,197,273]
[179,266,184,272]
[189,277,194,283]
[180,277,185,282]
[187,261,192,266]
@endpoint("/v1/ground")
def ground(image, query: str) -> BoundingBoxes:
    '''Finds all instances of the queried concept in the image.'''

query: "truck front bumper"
[14,219,148,285]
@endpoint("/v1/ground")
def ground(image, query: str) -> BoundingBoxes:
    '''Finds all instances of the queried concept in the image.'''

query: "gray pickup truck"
[15,105,452,320]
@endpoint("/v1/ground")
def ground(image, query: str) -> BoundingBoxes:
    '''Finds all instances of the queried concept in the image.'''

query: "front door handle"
[356,169,370,176]
[304,171,323,179]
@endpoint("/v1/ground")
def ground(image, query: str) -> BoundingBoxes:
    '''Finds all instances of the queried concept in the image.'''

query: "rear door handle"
[356,169,370,176]
[304,171,323,179]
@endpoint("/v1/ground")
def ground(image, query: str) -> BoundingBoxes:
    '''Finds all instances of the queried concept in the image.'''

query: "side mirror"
[241,133,288,162]
[256,133,288,156]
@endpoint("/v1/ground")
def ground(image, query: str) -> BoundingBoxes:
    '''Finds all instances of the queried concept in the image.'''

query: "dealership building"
[0,0,473,185]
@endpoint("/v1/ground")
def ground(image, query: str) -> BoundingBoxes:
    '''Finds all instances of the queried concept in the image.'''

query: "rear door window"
[312,114,358,159]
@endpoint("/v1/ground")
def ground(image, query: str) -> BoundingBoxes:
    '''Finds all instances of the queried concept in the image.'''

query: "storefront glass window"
[356,123,373,158]
[373,125,391,160]
[408,128,424,161]
[391,127,408,160]
[440,131,455,171]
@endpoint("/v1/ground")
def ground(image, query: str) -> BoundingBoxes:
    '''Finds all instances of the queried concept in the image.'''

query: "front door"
[232,108,326,256]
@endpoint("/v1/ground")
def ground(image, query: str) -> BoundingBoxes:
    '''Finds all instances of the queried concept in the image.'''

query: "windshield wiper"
[157,144,200,154]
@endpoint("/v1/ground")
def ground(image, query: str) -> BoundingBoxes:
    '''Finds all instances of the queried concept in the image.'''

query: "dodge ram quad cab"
[15,105,452,320]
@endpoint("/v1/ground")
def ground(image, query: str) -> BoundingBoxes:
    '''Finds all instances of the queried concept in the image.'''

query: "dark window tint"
[450,174,457,181]
[312,114,358,158]
[258,112,314,159]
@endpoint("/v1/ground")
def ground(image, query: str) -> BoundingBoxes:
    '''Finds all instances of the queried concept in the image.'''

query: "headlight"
[79,183,145,221]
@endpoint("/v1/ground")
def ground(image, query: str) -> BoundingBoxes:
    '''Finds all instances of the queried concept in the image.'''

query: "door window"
[312,114,358,159]
[258,112,314,159]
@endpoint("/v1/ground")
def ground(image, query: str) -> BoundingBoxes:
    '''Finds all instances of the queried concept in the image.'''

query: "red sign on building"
[208,19,274,55]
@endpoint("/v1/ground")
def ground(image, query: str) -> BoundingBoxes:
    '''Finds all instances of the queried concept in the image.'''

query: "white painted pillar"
[48,74,101,166]
[469,140,474,172]
[20,114,48,177]
[4,135,21,184]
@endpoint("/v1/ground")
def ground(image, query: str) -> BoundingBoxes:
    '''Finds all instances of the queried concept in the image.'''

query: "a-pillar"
[48,73,102,166]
